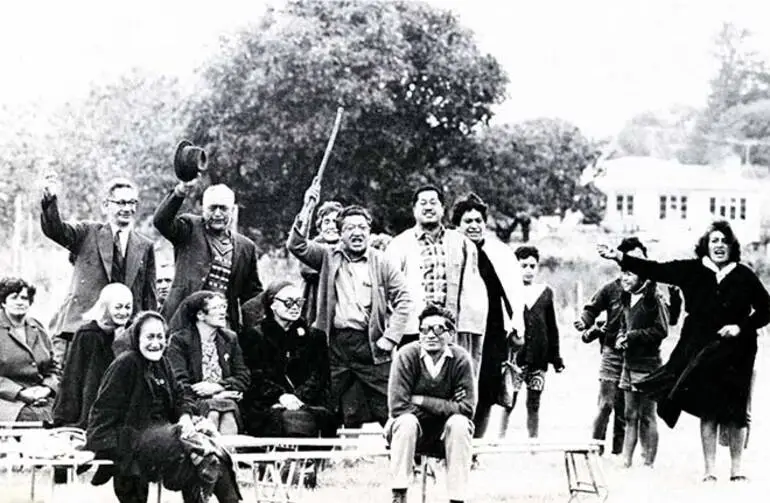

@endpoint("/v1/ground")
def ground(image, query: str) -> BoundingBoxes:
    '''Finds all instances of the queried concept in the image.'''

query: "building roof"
[591,156,763,193]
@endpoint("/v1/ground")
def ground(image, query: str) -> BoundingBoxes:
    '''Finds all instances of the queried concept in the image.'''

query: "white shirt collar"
[523,283,547,309]
[701,256,737,284]
[419,346,454,379]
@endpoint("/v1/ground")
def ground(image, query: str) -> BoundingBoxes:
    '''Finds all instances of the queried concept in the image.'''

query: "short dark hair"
[514,245,540,262]
[0,277,36,306]
[618,237,647,257]
[103,177,137,199]
[412,184,444,206]
[418,303,456,329]
[181,291,226,324]
[694,220,741,262]
[336,205,373,231]
[450,193,488,227]
[315,201,344,231]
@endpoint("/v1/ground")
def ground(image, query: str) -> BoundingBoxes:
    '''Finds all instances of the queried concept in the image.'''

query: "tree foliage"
[185,0,508,247]
[471,119,604,226]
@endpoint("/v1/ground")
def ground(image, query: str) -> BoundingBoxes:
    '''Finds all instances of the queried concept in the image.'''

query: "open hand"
[717,324,741,338]
[597,244,621,262]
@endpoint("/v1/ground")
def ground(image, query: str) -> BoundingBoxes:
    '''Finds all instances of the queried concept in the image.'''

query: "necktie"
[111,230,126,283]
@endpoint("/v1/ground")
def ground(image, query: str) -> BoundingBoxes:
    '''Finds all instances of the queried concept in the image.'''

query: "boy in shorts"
[501,246,564,438]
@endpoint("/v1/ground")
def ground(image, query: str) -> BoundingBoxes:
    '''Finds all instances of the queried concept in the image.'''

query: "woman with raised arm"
[597,220,770,483]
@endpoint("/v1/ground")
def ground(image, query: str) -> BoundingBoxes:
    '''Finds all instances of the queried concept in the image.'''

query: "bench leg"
[421,455,428,503]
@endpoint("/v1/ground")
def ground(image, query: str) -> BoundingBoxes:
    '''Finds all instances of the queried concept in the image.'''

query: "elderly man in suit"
[40,174,157,367]
[154,178,262,333]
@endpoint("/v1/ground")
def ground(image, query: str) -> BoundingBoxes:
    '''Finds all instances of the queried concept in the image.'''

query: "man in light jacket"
[386,185,488,372]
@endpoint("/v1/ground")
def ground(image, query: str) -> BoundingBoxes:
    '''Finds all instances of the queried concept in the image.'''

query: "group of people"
[0,168,767,503]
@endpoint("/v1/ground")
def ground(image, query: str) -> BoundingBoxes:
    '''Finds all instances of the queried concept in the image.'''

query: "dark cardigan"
[86,351,196,472]
[623,256,770,427]
[52,321,116,429]
[166,326,251,396]
[620,282,667,371]
[519,286,563,371]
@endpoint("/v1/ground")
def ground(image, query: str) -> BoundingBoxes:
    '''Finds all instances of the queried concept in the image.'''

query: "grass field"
[4,332,770,502]
[3,231,770,502]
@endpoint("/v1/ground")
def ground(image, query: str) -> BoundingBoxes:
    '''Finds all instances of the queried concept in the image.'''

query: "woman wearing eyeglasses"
[240,280,334,438]
[166,291,251,434]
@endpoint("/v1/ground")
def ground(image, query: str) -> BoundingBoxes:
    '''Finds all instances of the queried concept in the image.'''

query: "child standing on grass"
[501,246,564,438]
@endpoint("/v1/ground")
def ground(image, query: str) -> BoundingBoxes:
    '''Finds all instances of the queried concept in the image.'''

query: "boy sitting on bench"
[385,304,476,503]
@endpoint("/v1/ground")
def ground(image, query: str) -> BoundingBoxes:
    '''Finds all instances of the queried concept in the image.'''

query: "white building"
[592,156,764,245]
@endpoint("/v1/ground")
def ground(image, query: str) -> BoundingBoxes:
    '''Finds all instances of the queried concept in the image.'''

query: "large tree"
[471,118,604,234]
[185,0,507,248]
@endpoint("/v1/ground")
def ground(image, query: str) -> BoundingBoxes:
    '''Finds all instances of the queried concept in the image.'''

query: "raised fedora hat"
[174,140,207,182]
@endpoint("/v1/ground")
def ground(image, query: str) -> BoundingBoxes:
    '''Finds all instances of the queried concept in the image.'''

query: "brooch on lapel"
[297,328,306,337]
[224,353,230,361]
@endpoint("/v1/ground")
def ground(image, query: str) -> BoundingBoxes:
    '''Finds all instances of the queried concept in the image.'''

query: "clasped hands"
[410,388,467,406]
[18,385,52,405]
[273,393,305,411]
[191,381,242,401]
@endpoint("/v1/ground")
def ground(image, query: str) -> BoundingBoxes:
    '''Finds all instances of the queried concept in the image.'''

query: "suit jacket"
[153,191,262,332]
[287,221,413,365]
[40,196,157,336]
[0,312,61,421]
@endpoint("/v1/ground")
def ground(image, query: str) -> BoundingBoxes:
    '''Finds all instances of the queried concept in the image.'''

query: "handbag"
[498,342,523,409]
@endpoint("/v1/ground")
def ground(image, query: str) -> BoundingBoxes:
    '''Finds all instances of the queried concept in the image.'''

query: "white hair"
[82,283,133,322]
[202,184,235,207]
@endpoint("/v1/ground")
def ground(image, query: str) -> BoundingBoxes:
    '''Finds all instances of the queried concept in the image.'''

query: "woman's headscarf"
[125,310,167,353]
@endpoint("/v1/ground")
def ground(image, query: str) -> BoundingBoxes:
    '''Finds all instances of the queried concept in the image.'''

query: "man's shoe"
[90,465,115,486]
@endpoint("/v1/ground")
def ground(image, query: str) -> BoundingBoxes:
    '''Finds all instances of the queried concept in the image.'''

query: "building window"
[710,196,749,221]
[616,194,634,217]
[740,198,747,220]
[660,194,688,220]
[709,197,716,214]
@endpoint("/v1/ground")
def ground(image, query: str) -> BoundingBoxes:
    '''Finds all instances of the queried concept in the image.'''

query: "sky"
[2,0,770,138]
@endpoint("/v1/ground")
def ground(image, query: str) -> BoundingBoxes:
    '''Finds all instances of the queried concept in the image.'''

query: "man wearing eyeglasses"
[287,184,412,428]
[154,179,262,333]
[386,303,476,503]
[40,175,157,368]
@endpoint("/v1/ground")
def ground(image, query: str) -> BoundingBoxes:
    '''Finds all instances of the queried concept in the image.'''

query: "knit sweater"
[387,342,476,421]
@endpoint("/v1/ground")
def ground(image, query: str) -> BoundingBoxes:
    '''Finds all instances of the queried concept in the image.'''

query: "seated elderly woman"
[167,291,250,434]
[87,311,241,503]
[53,283,133,429]
[240,280,334,437]
[0,277,60,423]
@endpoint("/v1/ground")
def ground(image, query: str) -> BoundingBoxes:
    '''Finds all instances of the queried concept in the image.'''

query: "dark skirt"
[636,335,756,428]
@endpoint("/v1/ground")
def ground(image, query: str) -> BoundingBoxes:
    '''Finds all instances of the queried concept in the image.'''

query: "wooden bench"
[0,425,163,503]
[221,435,608,503]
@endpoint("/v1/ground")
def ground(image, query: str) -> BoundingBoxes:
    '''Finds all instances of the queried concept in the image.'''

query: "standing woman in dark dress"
[598,220,770,482]
[451,194,526,440]
[87,310,241,503]
[240,280,334,437]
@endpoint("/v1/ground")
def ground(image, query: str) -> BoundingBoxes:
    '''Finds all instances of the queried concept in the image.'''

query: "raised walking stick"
[311,106,345,195]
[301,107,345,236]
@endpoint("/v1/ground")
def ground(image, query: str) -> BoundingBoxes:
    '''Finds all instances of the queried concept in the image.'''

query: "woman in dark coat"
[240,280,334,437]
[53,283,133,429]
[0,277,59,423]
[86,310,241,503]
[598,220,770,482]
[167,291,251,434]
